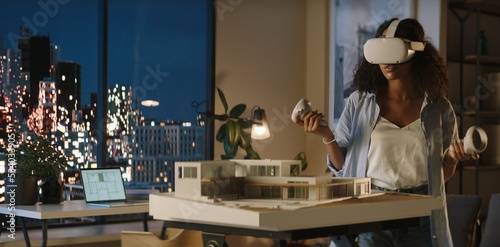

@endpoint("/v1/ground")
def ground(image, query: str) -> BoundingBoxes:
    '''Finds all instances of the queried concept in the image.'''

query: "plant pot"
[41,178,63,204]
[6,177,39,205]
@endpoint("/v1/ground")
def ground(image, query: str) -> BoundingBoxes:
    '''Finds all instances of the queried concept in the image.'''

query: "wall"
[304,0,330,175]
[214,0,462,178]
[215,0,329,176]
[416,0,447,56]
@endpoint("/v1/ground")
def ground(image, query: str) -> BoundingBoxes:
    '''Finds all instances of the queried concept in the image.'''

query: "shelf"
[464,55,500,65]
[478,111,500,118]
[449,0,500,195]
[461,164,500,171]
[448,56,500,66]
[450,0,500,16]
[455,110,500,118]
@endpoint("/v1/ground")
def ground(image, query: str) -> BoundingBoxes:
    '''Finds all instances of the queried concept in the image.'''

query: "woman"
[294,18,478,247]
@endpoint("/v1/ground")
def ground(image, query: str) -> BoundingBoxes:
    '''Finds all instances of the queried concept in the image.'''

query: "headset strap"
[386,19,400,38]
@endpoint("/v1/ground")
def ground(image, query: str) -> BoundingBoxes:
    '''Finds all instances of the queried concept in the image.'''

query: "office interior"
[1,0,500,246]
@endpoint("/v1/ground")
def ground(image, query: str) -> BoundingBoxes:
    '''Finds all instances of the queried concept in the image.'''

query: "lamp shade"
[251,108,270,140]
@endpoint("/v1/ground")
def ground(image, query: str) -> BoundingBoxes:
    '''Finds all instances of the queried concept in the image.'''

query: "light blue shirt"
[328,91,457,247]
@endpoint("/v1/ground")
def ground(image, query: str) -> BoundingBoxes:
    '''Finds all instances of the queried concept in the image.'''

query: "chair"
[447,194,482,247]
[121,228,202,247]
[480,194,500,247]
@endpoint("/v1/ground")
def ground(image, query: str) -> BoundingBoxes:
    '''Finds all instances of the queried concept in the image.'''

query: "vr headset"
[363,19,426,64]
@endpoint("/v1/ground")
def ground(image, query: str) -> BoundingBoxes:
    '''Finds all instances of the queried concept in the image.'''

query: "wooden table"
[0,200,149,247]
[150,192,443,247]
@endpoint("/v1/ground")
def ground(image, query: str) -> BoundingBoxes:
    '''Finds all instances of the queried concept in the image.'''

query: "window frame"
[96,0,216,172]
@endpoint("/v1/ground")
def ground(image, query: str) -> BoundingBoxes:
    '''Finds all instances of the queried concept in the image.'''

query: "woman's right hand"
[294,111,334,141]
[294,110,344,171]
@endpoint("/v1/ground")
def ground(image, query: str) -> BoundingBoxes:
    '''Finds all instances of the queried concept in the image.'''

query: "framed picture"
[328,0,416,122]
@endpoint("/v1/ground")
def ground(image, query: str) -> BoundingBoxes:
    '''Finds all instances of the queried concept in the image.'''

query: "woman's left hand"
[448,139,480,162]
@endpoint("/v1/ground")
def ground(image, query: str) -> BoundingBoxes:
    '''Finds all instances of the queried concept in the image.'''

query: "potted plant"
[212,88,261,159]
[13,132,70,204]
[206,88,311,167]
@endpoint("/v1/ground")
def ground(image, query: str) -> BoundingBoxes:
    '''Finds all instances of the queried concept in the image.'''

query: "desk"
[0,200,149,247]
[162,217,421,247]
[150,192,443,247]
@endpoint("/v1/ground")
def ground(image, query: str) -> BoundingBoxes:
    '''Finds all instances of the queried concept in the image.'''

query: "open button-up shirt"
[328,91,456,247]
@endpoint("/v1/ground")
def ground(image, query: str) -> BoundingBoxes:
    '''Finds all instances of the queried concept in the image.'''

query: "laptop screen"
[80,167,127,203]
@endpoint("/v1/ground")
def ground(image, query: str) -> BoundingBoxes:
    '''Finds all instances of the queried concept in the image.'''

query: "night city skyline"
[0,1,213,201]
[0,0,212,123]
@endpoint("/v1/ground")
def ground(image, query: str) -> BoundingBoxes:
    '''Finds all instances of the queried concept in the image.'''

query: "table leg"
[159,221,168,240]
[202,232,227,247]
[19,217,31,247]
[274,239,287,247]
[142,213,149,231]
[41,219,48,247]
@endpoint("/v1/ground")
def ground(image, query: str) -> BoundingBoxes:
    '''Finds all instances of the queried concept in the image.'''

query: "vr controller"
[291,98,328,127]
[463,126,488,154]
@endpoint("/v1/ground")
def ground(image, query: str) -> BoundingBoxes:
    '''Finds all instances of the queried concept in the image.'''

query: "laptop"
[80,167,149,208]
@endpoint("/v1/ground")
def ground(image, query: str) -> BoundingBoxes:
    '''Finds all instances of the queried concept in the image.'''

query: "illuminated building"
[129,123,205,191]
[50,44,61,81]
[26,81,57,133]
[0,47,26,131]
[18,34,51,111]
[106,84,137,165]
[107,84,134,136]
[63,130,92,169]
[56,61,81,130]
[80,93,97,133]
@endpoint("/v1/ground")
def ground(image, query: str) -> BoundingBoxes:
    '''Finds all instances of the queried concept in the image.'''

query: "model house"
[174,159,371,205]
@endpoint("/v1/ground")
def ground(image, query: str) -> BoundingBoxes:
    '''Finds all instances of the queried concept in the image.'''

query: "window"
[0,0,100,202]
[249,165,278,177]
[287,181,307,200]
[249,166,257,176]
[0,0,214,200]
[183,167,197,179]
[261,186,281,199]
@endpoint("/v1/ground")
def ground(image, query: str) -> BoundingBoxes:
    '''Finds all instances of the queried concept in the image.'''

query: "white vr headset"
[363,19,426,64]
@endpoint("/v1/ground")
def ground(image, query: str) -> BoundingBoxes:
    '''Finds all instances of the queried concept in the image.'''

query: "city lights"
[0,33,206,199]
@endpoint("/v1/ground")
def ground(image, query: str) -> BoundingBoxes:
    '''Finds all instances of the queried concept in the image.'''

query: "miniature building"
[174,160,371,204]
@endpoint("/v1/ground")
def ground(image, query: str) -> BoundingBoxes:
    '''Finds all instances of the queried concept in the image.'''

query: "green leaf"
[293,151,308,172]
[244,148,260,159]
[227,120,241,148]
[216,124,227,142]
[229,104,246,118]
[239,129,252,149]
[222,138,238,159]
[223,138,233,154]
[217,87,228,114]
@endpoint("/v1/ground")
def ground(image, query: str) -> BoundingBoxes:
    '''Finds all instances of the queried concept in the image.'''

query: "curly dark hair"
[352,18,449,102]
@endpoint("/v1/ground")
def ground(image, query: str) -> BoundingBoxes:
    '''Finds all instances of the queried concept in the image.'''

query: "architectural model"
[149,159,442,231]
[173,159,372,210]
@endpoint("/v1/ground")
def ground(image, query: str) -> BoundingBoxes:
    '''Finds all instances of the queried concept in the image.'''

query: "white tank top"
[367,116,428,190]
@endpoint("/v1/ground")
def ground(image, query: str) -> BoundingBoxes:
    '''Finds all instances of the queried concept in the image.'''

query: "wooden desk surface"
[150,192,442,231]
[0,200,149,220]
